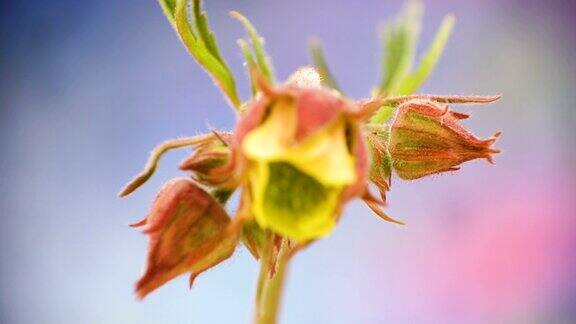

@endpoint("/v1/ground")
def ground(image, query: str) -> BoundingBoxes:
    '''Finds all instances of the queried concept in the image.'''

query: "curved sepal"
[230,11,276,85]
[366,132,393,202]
[362,190,404,225]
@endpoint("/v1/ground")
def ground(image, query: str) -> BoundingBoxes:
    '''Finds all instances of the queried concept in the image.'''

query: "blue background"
[1,1,575,323]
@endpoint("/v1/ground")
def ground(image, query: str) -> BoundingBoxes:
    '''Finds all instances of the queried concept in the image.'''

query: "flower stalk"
[254,236,293,324]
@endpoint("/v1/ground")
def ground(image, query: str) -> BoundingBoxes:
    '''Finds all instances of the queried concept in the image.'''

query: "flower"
[120,70,501,297]
[234,70,369,241]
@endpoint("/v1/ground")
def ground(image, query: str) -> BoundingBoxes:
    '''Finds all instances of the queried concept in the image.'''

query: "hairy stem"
[254,236,292,324]
[118,135,213,197]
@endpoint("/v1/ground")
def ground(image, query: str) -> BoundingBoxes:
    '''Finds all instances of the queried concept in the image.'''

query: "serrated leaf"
[230,11,276,84]
[308,39,342,92]
[191,0,226,65]
[170,0,240,108]
[397,14,455,95]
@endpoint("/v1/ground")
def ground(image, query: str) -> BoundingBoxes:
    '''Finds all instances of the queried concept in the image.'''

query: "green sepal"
[237,39,258,96]
[397,14,455,95]
[372,0,455,123]
[377,0,422,97]
[365,128,393,201]
[252,162,341,242]
[211,188,235,205]
[309,39,342,92]
[370,105,396,125]
[231,11,276,84]
[241,220,266,259]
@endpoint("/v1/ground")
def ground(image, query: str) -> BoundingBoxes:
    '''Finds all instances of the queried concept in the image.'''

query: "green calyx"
[251,162,342,242]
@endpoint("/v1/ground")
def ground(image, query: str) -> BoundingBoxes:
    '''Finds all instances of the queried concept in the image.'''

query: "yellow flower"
[241,89,357,241]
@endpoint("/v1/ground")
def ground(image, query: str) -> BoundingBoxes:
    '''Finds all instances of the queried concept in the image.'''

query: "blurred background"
[1,0,575,323]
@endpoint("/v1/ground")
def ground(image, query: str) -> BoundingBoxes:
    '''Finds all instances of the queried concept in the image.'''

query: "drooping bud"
[179,132,233,186]
[234,73,369,242]
[132,178,239,299]
[388,100,500,180]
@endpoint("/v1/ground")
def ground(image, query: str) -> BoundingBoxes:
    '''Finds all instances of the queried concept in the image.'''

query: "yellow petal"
[242,99,296,160]
[285,117,356,186]
[242,104,356,187]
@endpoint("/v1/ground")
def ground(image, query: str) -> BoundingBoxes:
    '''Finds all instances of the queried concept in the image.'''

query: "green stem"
[254,237,293,324]
[255,231,274,309]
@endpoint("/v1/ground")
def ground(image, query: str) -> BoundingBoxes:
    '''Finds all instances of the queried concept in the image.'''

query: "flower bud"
[132,178,238,299]
[179,132,232,186]
[388,100,500,180]
[235,82,368,242]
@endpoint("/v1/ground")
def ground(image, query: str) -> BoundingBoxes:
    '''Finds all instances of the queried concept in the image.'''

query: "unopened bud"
[389,100,500,180]
[132,178,239,299]
[179,132,232,186]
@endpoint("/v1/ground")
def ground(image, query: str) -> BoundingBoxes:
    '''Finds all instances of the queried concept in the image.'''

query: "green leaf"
[371,1,455,123]
[308,39,342,92]
[230,11,276,84]
[237,39,258,96]
[170,0,241,108]
[377,0,422,96]
[192,0,226,65]
[397,14,455,95]
[158,0,177,29]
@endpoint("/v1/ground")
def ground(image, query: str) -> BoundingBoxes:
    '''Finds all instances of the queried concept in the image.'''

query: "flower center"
[262,162,331,218]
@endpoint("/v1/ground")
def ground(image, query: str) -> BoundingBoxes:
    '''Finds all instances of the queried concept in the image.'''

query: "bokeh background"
[1,1,575,323]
